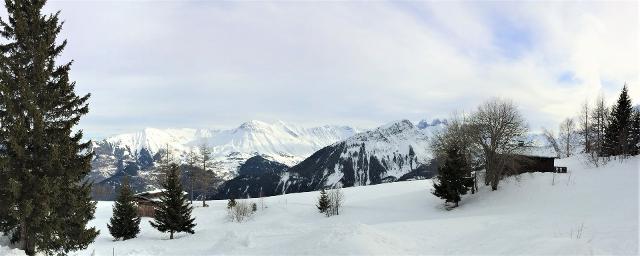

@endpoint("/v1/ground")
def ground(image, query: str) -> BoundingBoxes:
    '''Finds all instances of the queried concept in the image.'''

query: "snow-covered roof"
[513,146,558,158]
[134,189,166,197]
[134,189,188,200]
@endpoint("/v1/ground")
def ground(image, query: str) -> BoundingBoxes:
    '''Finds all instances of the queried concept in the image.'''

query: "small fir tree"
[150,164,196,239]
[316,188,330,216]
[432,145,472,208]
[227,198,237,209]
[107,177,141,241]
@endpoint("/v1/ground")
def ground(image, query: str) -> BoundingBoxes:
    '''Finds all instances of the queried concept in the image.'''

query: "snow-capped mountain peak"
[89,121,360,185]
[237,120,271,132]
[274,119,437,195]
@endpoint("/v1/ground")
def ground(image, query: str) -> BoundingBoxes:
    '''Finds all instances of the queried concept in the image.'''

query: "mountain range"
[218,119,440,199]
[89,119,443,199]
[90,121,359,179]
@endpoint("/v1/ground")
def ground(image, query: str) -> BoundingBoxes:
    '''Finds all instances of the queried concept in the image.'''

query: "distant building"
[500,145,566,174]
[133,189,190,217]
[511,154,556,173]
[133,189,165,217]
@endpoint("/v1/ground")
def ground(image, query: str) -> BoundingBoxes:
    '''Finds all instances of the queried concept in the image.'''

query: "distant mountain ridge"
[216,119,441,199]
[89,120,360,183]
[89,119,450,200]
[89,121,362,199]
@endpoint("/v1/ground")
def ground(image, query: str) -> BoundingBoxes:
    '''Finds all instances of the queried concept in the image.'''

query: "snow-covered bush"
[570,223,585,239]
[227,200,253,222]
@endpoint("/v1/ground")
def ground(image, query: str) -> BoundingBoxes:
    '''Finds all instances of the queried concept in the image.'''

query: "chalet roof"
[134,189,166,197]
[134,189,189,203]
[512,145,558,159]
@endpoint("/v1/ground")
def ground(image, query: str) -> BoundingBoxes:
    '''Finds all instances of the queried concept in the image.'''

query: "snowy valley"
[3,155,636,255]
[0,1,637,255]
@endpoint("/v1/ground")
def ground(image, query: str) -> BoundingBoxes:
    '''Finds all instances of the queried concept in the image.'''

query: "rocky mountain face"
[215,155,289,199]
[278,120,436,193]
[215,120,440,199]
[89,121,359,199]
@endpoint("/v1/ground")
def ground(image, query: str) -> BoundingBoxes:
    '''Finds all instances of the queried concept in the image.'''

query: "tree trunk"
[484,171,490,186]
[170,231,174,240]
[21,221,35,256]
[491,176,499,191]
[474,173,478,192]
[484,158,492,186]
[190,170,194,204]
[471,172,477,194]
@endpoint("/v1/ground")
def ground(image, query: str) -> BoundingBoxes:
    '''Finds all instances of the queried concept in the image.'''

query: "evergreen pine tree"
[316,188,330,216]
[603,85,634,156]
[432,145,471,208]
[150,163,196,239]
[631,109,640,155]
[227,198,237,209]
[0,1,98,255]
[107,176,141,241]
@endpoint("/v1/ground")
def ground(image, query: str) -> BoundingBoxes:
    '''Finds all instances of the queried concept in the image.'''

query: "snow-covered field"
[2,155,638,255]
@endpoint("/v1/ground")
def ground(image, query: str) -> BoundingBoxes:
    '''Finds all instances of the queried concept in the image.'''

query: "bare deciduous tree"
[185,151,199,204]
[195,144,215,207]
[591,95,609,156]
[328,187,344,216]
[578,101,591,153]
[153,144,176,188]
[542,127,561,158]
[559,118,577,157]
[430,112,479,193]
[468,98,529,191]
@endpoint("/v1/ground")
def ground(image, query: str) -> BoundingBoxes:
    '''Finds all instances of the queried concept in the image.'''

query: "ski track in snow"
[1,155,638,255]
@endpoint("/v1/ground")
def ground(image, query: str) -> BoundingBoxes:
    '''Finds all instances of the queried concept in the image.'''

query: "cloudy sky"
[8,1,638,138]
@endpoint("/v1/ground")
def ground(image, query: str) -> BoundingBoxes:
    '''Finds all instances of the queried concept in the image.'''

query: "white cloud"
[1,1,636,137]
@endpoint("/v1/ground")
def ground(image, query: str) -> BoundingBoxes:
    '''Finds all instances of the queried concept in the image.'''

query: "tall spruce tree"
[603,85,634,157]
[432,145,472,208]
[631,109,640,155]
[107,176,141,241]
[150,163,196,239]
[0,1,98,255]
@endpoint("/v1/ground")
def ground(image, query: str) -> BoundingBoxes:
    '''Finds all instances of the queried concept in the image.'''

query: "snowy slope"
[14,154,629,255]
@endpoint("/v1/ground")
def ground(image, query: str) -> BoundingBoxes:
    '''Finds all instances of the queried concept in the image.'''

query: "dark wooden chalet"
[133,189,190,217]
[133,189,165,217]
[502,153,567,174]
[513,154,556,173]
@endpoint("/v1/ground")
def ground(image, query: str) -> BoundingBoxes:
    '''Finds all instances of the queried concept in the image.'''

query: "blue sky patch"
[557,71,582,85]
